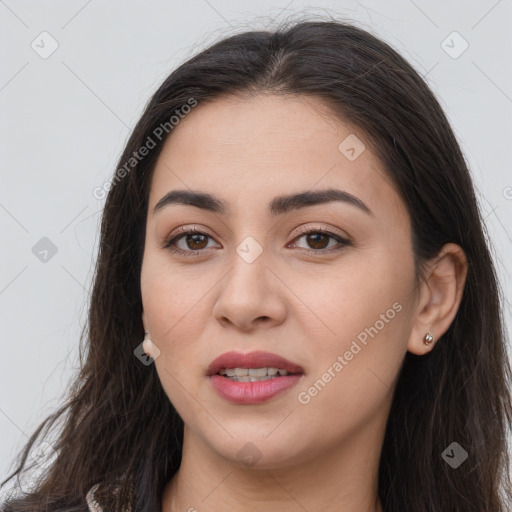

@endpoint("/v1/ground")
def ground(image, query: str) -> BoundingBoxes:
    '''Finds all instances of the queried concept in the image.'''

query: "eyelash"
[162,226,351,257]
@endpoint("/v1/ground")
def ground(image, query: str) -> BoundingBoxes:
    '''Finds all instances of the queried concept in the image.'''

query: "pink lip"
[207,350,305,405]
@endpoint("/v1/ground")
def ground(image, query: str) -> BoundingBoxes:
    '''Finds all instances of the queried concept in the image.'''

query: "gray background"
[1,0,511,485]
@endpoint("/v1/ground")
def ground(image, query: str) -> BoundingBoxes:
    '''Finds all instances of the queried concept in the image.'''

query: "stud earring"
[142,332,153,357]
[423,332,434,346]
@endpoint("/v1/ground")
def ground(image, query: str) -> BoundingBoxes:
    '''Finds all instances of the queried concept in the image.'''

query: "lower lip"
[209,374,302,404]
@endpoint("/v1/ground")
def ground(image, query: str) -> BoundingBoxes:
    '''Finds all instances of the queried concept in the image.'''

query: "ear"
[407,243,468,355]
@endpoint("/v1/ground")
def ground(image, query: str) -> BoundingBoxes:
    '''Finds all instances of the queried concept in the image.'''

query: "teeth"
[218,367,291,380]
[248,368,267,377]
[229,375,278,382]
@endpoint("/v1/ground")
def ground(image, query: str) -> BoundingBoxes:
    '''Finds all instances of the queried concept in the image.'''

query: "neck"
[162,418,386,512]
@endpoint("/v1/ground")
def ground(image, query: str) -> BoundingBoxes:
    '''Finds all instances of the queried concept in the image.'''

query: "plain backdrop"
[1,0,511,485]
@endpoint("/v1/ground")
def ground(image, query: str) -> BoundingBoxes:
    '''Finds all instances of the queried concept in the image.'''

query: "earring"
[423,332,434,346]
[142,332,153,357]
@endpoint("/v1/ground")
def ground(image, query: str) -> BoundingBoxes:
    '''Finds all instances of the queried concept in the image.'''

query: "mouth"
[207,350,304,377]
[207,350,305,404]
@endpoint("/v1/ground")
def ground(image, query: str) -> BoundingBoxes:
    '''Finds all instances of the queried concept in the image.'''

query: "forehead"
[148,94,405,223]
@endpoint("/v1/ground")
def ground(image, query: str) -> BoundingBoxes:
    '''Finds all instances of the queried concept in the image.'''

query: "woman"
[2,18,511,512]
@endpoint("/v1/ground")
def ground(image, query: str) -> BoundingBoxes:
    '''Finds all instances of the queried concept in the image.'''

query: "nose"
[212,248,287,332]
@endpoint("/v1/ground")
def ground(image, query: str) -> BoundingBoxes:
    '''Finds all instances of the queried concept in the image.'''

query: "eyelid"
[167,224,213,239]
[287,225,351,253]
[291,223,351,241]
[161,225,220,254]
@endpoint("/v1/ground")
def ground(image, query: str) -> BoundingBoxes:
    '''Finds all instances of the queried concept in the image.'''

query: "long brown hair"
[2,17,511,512]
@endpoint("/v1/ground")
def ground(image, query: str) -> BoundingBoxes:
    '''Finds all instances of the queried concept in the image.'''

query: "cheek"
[294,311,409,446]
[141,251,213,342]
[140,255,216,406]
[142,282,208,424]
[292,253,413,416]
[290,247,412,344]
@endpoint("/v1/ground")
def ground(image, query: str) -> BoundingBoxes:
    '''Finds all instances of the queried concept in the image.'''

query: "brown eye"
[163,229,218,256]
[185,233,209,250]
[289,228,351,254]
[163,227,350,257]
[305,233,330,250]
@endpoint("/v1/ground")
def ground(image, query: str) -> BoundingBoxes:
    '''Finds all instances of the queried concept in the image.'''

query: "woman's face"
[140,94,420,469]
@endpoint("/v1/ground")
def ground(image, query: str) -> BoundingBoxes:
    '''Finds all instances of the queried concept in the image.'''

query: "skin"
[140,93,468,512]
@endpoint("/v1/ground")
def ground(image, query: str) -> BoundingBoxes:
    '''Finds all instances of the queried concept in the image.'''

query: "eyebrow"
[153,188,373,217]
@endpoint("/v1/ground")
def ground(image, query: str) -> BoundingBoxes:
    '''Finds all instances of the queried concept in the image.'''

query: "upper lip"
[207,350,305,376]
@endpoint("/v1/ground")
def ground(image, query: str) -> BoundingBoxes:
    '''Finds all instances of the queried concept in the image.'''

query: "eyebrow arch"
[153,188,373,217]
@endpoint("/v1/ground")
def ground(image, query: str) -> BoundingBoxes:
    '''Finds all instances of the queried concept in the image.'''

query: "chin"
[206,427,311,470]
